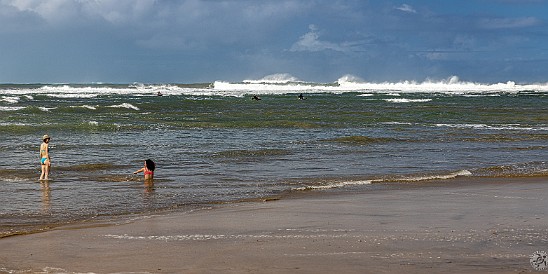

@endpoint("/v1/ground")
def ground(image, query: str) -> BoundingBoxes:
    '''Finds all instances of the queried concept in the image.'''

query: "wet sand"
[1,177,547,273]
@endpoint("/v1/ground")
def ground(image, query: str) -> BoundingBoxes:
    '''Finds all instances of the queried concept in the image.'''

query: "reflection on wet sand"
[142,179,156,208]
[144,179,154,194]
[40,181,51,213]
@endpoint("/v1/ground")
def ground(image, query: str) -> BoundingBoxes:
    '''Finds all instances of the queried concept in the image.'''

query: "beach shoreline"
[1,176,547,273]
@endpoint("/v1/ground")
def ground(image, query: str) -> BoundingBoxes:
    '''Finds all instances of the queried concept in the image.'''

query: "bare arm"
[134,167,145,174]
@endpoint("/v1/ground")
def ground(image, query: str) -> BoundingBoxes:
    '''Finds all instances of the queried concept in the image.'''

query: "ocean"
[1,75,547,237]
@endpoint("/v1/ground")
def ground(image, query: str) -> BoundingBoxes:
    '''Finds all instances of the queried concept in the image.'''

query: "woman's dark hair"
[145,159,155,171]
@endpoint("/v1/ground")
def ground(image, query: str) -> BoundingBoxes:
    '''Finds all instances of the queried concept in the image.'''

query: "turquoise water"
[0,82,547,237]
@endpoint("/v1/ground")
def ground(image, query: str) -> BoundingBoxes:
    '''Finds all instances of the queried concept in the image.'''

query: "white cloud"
[0,0,312,49]
[395,4,417,14]
[80,0,157,24]
[453,35,476,51]
[290,25,348,52]
[424,51,450,61]
[0,1,43,31]
[3,0,86,24]
[478,17,541,29]
[242,1,310,21]
[0,0,306,29]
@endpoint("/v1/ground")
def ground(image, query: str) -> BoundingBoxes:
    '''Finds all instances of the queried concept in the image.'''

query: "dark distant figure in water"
[252,95,261,101]
[134,159,155,181]
[298,93,307,100]
[157,91,163,96]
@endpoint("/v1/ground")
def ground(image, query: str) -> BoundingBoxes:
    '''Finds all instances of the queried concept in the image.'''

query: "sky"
[1,0,548,84]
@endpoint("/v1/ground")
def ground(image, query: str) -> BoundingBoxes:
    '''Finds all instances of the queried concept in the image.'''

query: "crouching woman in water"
[134,159,155,181]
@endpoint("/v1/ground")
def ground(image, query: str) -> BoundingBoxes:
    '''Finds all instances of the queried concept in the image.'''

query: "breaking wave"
[243,73,301,84]
[1,75,548,97]
[294,180,373,191]
[108,103,140,111]
[213,74,548,95]
[293,162,548,192]
[294,170,473,191]
[384,98,433,103]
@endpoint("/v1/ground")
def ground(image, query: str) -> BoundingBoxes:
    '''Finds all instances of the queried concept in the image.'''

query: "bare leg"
[44,161,50,180]
[40,164,45,180]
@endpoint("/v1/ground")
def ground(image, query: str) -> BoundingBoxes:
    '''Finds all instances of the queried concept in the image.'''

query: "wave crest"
[1,76,547,97]
[337,74,364,84]
[244,73,301,84]
[108,103,140,111]
[293,170,472,191]
[214,74,548,95]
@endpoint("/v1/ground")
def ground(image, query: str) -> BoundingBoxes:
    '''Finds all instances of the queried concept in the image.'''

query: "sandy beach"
[1,177,547,273]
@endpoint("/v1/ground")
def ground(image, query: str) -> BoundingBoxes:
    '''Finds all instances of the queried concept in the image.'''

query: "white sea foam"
[243,73,301,84]
[294,170,473,191]
[70,105,97,110]
[0,122,29,126]
[0,106,25,111]
[1,96,20,104]
[435,123,547,131]
[0,267,55,274]
[381,122,413,125]
[214,74,548,95]
[38,107,56,112]
[213,81,317,93]
[294,180,373,191]
[462,94,501,97]
[104,233,352,241]
[0,75,547,98]
[108,103,140,110]
[387,170,473,182]
[47,93,98,98]
[40,85,124,96]
[384,98,432,103]
[80,105,97,110]
[335,75,523,93]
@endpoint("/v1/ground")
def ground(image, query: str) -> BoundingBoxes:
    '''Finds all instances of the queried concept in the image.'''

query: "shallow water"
[0,83,547,237]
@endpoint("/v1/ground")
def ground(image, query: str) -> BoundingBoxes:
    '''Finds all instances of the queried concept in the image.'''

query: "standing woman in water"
[39,135,51,180]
